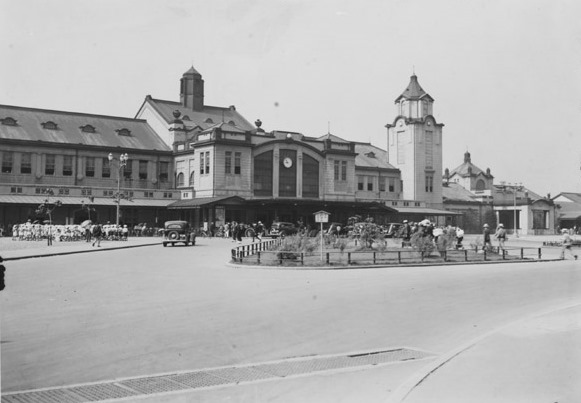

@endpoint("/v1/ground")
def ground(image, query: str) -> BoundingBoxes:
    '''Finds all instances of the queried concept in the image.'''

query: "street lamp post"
[502,183,523,238]
[108,153,129,227]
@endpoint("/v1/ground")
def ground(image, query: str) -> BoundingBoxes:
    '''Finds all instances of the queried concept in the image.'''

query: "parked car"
[269,221,298,238]
[162,220,196,247]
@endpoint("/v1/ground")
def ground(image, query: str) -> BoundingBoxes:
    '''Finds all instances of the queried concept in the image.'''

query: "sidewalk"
[390,303,581,403]
[0,236,160,260]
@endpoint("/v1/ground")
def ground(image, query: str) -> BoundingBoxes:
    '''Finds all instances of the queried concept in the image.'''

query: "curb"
[228,257,563,271]
[386,301,581,403]
[2,242,159,261]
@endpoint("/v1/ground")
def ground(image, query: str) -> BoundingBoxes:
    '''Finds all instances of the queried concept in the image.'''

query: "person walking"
[91,223,102,247]
[495,223,507,252]
[560,229,578,260]
[483,223,492,252]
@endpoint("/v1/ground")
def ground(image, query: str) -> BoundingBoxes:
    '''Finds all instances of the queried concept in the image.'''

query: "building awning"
[246,198,398,213]
[168,196,246,209]
[395,206,462,216]
[558,211,581,220]
[0,195,174,208]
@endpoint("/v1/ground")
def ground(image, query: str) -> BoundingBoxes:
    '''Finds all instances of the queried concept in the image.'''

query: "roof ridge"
[0,104,147,123]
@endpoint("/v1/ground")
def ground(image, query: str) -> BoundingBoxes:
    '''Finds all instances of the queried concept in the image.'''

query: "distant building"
[444,151,555,235]
[551,192,581,230]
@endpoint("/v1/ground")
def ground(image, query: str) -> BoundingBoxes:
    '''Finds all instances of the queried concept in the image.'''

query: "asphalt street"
[1,237,580,402]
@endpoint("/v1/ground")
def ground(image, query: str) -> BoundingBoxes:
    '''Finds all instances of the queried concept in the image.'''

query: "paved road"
[1,237,580,402]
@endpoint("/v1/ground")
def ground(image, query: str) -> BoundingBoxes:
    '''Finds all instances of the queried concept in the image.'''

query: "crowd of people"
[6,220,130,243]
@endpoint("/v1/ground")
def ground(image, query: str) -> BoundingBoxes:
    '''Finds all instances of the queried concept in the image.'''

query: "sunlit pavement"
[1,235,580,402]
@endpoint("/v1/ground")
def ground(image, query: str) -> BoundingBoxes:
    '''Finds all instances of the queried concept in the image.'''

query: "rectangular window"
[425,131,433,168]
[20,153,32,174]
[200,152,205,175]
[367,177,373,191]
[85,157,95,177]
[425,175,434,192]
[357,176,364,191]
[341,161,347,181]
[10,186,22,193]
[234,152,241,174]
[225,151,232,174]
[334,161,340,180]
[2,151,13,173]
[139,160,148,180]
[379,177,386,192]
[205,152,210,175]
[102,158,111,178]
[45,154,55,175]
[389,178,395,192]
[159,161,169,182]
[81,188,92,196]
[63,155,73,176]
[123,160,132,180]
[397,132,406,164]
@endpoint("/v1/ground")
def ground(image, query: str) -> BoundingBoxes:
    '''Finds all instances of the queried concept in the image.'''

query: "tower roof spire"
[395,74,434,103]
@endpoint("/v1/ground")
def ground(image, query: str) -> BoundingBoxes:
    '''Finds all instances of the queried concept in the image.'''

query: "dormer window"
[41,121,58,130]
[116,128,131,136]
[365,152,376,158]
[1,117,17,126]
[204,118,214,124]
[228,120,236,126]
[182,115,190,121]
[80,124,96,133]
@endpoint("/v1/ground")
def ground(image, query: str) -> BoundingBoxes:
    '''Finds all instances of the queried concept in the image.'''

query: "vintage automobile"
[269,221,299,238]
[162,220,196,247]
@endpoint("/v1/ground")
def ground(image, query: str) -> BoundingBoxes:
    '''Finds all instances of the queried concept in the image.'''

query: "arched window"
[475,179,485,190]
[189,172,195,187]
[177,172,184,187]
[253,151,273,196]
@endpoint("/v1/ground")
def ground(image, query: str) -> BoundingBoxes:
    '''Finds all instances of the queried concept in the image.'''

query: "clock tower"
[386,74,444,207]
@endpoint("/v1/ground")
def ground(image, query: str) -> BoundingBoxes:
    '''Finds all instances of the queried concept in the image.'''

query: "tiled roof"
[554,192,581,204]
[395,75,434,102]
[354,143,397,170]
[183,66,201,76]
[145,98,255,132]
[449,161,489,177]
[443,182,481,202]
[492,185,545,202]
[316,133,350,143]
[0,104,171,152]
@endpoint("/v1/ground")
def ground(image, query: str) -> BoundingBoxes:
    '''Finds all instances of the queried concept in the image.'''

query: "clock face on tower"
[283,157,293,168]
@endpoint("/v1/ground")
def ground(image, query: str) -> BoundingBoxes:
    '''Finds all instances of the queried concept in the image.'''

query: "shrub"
[410,232,435,255]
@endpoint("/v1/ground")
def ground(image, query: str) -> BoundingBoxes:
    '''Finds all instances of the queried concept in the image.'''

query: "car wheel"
[163,242,167,247]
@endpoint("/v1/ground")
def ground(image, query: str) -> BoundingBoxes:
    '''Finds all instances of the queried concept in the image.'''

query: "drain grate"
[2,348,434,403]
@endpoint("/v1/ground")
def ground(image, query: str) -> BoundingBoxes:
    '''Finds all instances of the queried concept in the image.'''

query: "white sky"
[1,0,580,197]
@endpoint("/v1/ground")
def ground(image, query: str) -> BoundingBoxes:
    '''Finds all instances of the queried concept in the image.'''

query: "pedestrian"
[256,221,264,241]
[495,223,507,252]
[122,224,129,240]
[483,224,492,252]
[560,229,577,260]
[236,222,244,244]
[91,223,102,247]
[455,227,464,249]
[0,255,5,291]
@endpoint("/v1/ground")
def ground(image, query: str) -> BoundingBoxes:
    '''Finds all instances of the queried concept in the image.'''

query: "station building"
[135,67,456,230]
[0,66,458,232]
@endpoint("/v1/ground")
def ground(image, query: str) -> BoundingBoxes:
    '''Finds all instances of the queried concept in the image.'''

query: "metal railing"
[231,244,548,266]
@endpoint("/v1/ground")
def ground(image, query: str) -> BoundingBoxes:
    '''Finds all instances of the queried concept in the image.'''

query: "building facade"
[136,68,455,231]
[0,105,177,230]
